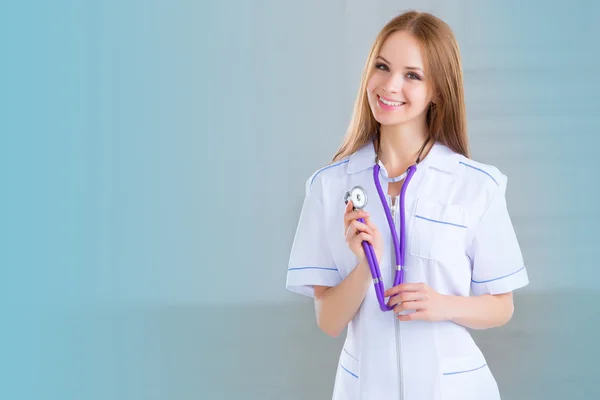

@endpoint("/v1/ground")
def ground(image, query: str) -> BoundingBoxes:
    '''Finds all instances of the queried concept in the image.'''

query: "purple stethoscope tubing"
[357,163,418,312]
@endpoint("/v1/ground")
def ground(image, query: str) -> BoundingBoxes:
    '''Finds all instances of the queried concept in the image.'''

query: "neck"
[377,120,432,177]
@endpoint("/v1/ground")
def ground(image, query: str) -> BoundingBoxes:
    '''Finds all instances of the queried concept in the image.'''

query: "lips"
[377,95,406,109]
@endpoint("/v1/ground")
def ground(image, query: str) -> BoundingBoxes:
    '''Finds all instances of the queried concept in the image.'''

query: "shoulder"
[304,140,375,195]
[428,142,506,194]
[447,153,509,218]
[431,142,508,197]
[454,155,507,190]
[430,143,509,212]
[304,157,351,195]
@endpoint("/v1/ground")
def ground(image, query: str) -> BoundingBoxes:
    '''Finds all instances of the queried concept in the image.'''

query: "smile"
[378,95,406,109]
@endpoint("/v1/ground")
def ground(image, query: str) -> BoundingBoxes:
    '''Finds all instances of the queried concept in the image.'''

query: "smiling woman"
[368,33,431,122]
[286,10,529,400]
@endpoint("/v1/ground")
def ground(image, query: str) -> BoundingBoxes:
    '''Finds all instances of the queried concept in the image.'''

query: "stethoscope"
[344,136,431,312]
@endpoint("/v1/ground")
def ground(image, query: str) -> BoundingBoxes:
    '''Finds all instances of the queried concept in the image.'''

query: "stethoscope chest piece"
[344,186,368,210]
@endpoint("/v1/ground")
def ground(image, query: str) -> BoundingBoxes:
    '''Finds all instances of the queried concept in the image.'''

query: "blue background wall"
[1,1,598,398]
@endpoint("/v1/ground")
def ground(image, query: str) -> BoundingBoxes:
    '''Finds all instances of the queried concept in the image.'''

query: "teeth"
[379,96,404,107]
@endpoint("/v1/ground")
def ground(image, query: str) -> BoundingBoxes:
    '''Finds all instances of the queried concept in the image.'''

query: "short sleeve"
[467,175,529,295]
[286,174,342,298]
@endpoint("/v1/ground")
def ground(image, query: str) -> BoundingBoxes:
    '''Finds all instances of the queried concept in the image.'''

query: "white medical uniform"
[286,140,529,400]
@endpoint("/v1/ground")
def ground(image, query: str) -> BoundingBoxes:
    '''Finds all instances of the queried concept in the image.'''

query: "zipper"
[390,195,404,400]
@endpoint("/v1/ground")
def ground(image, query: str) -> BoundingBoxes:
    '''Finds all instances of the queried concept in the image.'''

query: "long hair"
[332,11,470,162]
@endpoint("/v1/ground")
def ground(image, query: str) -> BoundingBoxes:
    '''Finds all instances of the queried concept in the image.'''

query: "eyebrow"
[376,56,423,72]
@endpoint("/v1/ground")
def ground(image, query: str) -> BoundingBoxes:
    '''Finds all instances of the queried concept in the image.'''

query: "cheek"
[406,84,430,104]
[366,74,381,95]
[366,77,373,92]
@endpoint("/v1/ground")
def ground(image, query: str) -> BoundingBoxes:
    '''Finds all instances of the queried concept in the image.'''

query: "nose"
[382,73,404,94]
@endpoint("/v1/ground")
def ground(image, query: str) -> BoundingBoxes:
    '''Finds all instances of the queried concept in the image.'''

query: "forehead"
[378,31,424,68]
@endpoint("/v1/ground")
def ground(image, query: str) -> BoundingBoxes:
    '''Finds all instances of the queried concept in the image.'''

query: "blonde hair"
[332,11,470,162]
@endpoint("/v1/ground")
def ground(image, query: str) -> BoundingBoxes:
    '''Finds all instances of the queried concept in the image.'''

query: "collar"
[346,138,457,175]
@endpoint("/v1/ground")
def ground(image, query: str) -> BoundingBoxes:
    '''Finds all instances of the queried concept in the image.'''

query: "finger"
[344,209,370,224]
[384,283,425,297]
[352,232,374,247]
[397,311,428,322]
[344,199,353,213]
[345,221,372,242]
[350,220,372,234]
[345,220,373,239]
[363,215,378,231]
[343,210,369,233]
[393,300,426,314]
[387,291,424,307]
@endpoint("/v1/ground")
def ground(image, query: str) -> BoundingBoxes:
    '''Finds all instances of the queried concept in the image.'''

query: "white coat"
[286,140,529,400]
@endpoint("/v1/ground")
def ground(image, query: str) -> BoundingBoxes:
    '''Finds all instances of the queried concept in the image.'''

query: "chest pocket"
[410,198,468,265]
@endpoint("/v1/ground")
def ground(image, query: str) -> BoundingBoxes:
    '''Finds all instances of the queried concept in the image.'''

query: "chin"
[374,114,411,126]
[372,107,428,128]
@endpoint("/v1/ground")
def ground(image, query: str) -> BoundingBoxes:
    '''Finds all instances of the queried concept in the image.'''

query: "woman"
[286,11,528,400]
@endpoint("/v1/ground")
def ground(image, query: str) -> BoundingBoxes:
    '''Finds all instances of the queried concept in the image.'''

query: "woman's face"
[366,31,434,127]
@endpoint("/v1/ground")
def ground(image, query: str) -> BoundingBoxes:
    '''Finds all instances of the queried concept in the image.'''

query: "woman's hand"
[385,283,451,322]
[343,200,384,265]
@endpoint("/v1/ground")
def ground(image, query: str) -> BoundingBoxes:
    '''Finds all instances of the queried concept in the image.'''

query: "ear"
[428,89,439,106]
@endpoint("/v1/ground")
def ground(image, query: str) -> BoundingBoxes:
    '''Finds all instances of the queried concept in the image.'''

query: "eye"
[406,72,421,80]
[375,63,389,72]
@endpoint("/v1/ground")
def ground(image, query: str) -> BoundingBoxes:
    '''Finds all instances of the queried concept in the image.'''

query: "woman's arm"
[385,283,515,330]
[313,260,372,338]
[445,292,514,329]
[312,201,385,338]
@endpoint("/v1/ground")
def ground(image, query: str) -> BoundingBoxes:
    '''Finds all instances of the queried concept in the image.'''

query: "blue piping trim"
[415,215,467,229]
[288,266,338,272]
[310,160,349,187]
[343,348,358,362]
[443,363,487,375]
[472,266,525,284]
[340,364,358,379]
[459,162,499,186]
